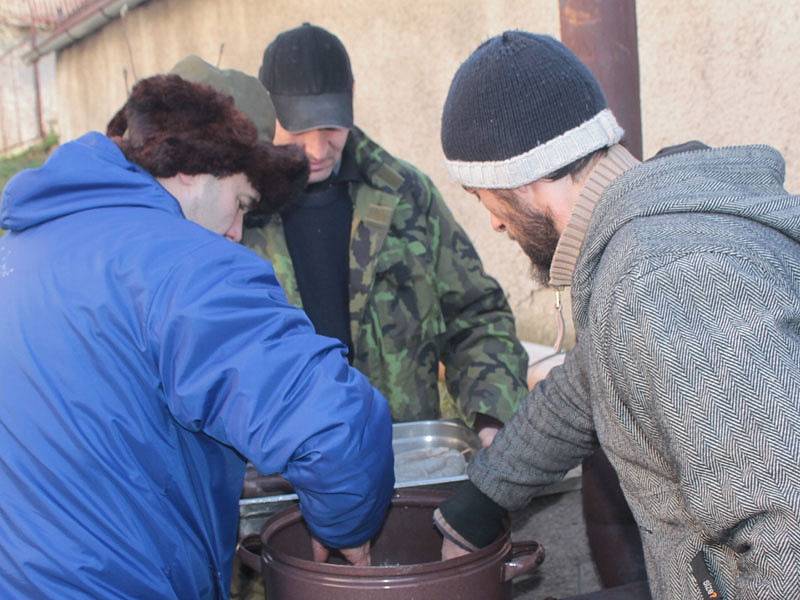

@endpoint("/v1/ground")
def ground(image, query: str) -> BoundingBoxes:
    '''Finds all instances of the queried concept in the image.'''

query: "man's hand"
[441,536,471,561]
[473,413,503,448]
[311,536,371,566]
[477,424,500,447]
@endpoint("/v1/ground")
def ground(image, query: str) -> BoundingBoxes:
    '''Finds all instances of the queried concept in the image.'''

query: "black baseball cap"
[259,23,354,133]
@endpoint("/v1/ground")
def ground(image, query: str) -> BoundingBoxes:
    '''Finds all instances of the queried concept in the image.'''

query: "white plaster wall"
[55,0,800,345]
[56,0,565,344]
[638,0,800,193]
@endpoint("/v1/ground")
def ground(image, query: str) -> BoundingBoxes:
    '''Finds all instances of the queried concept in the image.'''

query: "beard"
[502,198,560,286]
[517,208,560,286]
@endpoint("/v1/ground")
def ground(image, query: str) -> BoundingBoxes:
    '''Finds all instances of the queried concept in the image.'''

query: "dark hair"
[542,146,609,181]
[107,74,308,217]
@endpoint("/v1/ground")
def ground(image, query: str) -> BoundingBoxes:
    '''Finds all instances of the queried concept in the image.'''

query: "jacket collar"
[549,144,639,288]
[346,128,403,346]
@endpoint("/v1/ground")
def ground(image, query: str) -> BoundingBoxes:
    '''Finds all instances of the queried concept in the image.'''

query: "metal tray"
[391,419,481,488]
[238,419,480,537]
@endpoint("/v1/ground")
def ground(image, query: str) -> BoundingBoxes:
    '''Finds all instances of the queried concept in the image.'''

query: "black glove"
[433,480,507,551]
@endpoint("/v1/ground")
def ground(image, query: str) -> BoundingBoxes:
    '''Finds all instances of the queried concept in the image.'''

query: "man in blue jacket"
[0,74,394,598]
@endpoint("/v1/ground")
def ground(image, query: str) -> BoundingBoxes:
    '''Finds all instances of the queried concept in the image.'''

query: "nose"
[303,131,327,161]
[490,213,507,233]
[225,214,244,243]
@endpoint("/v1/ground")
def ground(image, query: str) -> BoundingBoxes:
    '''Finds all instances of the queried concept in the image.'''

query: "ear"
[173,173,211,200]
[176,172,197,186]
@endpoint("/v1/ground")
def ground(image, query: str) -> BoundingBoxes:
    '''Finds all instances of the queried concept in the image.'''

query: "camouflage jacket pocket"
[373,244,446,343]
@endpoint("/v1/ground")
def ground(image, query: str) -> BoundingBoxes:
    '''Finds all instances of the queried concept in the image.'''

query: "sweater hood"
[572,144,800,326]
[1,132,182,232]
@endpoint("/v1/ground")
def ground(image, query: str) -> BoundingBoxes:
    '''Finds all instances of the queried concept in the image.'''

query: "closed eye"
[238,194,258,212]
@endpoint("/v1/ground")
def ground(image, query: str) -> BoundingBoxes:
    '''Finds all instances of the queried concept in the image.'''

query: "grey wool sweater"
[469,145,800,599]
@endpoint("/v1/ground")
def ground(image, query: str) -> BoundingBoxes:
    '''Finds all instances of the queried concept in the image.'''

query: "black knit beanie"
[441,31,623,189]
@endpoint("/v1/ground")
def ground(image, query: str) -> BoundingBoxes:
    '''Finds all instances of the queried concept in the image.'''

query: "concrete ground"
[510,489,601,599]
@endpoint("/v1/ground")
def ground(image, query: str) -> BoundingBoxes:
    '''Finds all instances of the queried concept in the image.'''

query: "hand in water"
[311,537,371,566]
[441,537,470,561]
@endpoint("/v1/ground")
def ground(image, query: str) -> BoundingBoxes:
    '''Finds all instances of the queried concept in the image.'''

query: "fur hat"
[107,74,307,218]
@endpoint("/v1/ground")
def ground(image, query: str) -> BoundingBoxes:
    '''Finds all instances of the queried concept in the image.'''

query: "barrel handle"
[503,540,545,581]
[236,534,263,574]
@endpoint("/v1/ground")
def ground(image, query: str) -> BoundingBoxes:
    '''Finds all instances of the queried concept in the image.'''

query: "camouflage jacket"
[243,128,528,422]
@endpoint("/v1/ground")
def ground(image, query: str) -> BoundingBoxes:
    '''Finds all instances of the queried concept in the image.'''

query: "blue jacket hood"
[0,132,182,231]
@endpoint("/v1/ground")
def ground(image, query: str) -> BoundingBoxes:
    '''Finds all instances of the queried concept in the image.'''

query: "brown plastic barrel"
[238,489,544,600]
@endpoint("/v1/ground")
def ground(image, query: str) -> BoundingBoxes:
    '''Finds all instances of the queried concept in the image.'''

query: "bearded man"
[434,31,800,600]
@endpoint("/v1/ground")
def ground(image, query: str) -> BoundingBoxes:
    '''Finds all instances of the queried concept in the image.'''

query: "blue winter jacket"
[0,133,394,598]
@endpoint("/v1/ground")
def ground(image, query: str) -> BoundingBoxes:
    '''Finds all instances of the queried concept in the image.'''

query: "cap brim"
[271,92,353,133]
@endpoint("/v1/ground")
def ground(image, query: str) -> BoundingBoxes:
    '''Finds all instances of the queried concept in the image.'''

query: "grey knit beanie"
[441,31,623,189]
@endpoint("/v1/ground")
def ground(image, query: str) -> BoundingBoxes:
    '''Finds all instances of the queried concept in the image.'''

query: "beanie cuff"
[444,109,624,189]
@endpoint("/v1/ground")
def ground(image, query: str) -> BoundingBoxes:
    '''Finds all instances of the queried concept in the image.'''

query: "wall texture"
[638,1,800,190]
[1,24,57,153]
[55,0,800,345]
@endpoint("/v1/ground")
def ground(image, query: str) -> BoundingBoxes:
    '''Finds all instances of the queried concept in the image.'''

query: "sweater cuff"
[434,480,508,549]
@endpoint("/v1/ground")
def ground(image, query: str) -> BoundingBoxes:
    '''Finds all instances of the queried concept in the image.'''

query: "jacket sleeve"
[466,341,598,510]
[147,240,394,549]
[601,252,800,596]
[425,179,529,423]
